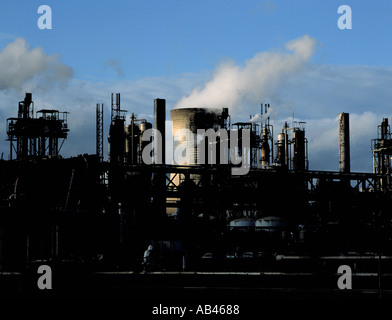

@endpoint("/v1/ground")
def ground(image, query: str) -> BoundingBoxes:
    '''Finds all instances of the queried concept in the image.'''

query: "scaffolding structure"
[6,93,69,160]
[372,118,392,190]
[107,93,127,165]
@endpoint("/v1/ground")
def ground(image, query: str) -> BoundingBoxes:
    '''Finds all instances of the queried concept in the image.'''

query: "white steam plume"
[0,38,72,91]
[174,35,317,115]
[250,105,274,123]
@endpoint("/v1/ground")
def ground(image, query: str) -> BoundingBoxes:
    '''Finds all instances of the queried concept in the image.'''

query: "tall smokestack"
[154,99,166,164]
[339,113,350,173]
[293,128,306,171]
[261,128,270,167]
[381,118,389,140]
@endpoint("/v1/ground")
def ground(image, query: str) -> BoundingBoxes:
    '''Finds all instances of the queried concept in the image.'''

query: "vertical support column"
[339,113,350,173]
[293,129,306,171]
[284,122,289,169]
[49,136,54,156]
[153,99,167,227]
[9,138,13,160]
[0,226,3,271]
[154,99,166,164]
[96,103,104,161]
[40,136,46,157]
[380,118,390,189]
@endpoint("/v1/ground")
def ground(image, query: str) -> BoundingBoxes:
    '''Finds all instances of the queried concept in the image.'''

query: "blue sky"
[2,0,392,77]
[0,0,392,172]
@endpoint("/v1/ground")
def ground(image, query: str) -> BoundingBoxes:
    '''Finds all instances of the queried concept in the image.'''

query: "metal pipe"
[284,122,289,168]
[131,114,135,164]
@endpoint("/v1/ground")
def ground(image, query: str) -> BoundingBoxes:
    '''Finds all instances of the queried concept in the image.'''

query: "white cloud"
[250,0,276,15]
[106,59,125,78]
[276,64,392,120]
[0,38,72,92]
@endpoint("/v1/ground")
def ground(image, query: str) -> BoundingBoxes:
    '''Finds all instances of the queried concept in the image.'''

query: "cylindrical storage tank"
[108,119,125,165]
[170,108,222,166]
[140,121,152,134]
[255,216,286,232]
[261,128,270,167]
[381,118,389,140]
[276,133,286,166]
[298,226,307,241]
[229,218,256,232]
[168,108,227,215]
[139,121,152,163]
[125,124,140,164]
[293,129,305,171]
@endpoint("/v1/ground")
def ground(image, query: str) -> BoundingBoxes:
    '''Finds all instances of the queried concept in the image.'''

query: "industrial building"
[1,92,392,300]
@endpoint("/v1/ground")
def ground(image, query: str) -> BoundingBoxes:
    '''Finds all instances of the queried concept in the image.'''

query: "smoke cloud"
[250,106,274,123]
[174,35,317,116]
[0,38,72,91]
[106,58,125,78]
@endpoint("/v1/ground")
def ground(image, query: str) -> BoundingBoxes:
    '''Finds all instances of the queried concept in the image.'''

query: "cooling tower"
[171,108,224,165]
[168,107,228,215]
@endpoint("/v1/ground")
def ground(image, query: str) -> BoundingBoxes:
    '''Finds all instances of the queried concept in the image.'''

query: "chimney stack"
[154,98,166,164]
